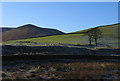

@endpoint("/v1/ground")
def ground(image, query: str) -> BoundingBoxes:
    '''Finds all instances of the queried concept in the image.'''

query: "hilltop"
[2,24,65,41]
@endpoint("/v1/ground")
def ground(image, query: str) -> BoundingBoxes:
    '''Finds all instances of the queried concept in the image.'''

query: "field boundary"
[2,55,120,61]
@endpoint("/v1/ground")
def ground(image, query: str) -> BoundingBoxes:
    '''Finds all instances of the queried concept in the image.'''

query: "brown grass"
[2,62,120,81]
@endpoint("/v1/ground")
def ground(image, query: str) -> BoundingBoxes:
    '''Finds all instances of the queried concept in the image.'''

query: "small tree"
[92,28,102,46]
[87,32,93,45]
[86,28,102,46]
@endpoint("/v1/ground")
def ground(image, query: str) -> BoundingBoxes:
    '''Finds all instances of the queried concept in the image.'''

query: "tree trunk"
[95,39,97,46]
[89,39,92,45]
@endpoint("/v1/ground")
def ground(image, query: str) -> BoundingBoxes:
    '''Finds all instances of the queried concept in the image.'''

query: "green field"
[19,34,87,44]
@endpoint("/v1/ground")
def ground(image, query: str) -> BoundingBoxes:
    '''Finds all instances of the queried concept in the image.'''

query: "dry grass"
[2,62,120,81]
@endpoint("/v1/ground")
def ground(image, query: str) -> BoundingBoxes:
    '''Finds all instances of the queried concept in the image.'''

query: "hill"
[2,24,65,41]
[0,27,13,32]
[4,23,119,47]
[71,23,119,47]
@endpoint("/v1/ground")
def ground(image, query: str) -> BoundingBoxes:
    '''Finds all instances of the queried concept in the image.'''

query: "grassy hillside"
[5,34,88,45]
[23,34,88,44]
[95,23,119,47]
[71,23,119,34]
[68,23,119,47]
[4,23,119,47]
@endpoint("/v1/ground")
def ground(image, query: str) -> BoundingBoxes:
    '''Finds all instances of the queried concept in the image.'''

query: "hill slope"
[4,23,119,47]
[0,28,13,32]
[2,24,65,41]
[71,23,119,47]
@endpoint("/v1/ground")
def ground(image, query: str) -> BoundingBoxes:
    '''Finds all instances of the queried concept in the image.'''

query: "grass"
[70,23,119,47]
[4,33,88,45]
[71,23,118,35]
[2,61,120,80]
[23,34,87,44]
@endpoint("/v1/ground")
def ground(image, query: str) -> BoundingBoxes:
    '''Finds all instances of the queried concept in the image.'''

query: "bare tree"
[86,28,102,46]
[87,32,93,45]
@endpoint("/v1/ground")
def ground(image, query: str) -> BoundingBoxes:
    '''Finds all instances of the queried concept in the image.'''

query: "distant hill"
[0,27,13,32]
[2,24,65,41]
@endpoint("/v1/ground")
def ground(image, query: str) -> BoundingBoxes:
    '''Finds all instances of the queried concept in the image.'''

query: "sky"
[2,2,118,33]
